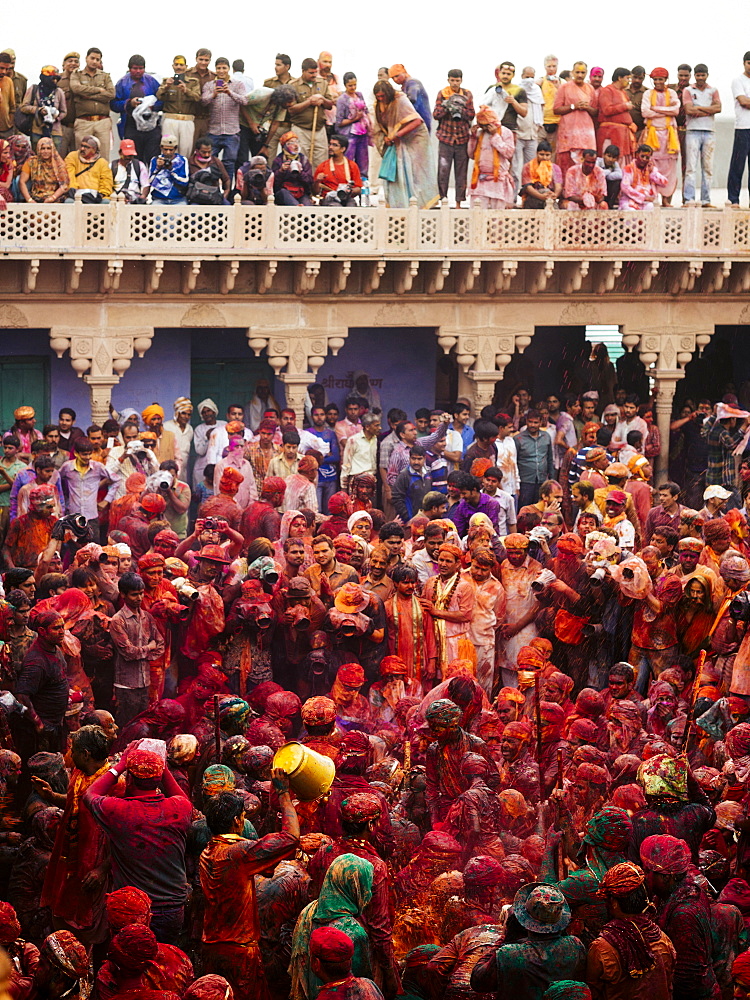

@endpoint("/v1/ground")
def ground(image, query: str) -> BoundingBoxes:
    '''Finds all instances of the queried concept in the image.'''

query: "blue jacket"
[112,73,162,137]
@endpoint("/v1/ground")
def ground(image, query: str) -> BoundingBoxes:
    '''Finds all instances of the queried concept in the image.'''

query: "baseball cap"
[120,139,137,155]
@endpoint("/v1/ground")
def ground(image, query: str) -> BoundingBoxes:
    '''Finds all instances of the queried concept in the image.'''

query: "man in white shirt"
[610,395,648,454]
[728,51,750,208]
[682,64,721,207]
[163,396,194,478]
[494,415,519,498]
[340,413,381,489]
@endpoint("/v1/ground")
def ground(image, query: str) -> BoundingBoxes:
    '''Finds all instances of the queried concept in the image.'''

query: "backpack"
[187,167,224,206]
[13,85,38,135]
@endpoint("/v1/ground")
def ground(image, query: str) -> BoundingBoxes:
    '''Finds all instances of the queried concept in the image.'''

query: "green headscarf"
[289,854,374,1000]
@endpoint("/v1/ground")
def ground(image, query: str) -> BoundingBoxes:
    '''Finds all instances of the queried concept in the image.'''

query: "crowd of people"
[3,358,750,999]
[2,47,750,210]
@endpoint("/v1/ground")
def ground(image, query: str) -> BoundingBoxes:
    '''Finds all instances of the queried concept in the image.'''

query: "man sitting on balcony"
[618,143,668,210]
[144,134,190,204]
[313,135,362,206]
[562,148,608,209]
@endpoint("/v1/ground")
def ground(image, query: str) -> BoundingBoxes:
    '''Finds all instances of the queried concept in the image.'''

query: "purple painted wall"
[314,328,438,418]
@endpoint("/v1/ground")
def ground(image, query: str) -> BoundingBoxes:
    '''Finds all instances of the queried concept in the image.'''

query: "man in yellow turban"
[141,404,175,464]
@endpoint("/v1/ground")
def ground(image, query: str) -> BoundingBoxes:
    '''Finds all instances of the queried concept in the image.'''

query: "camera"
[203,517,219,532]
[126,440,144,454]
[444,94,467,120]
[153,471,173,492]
[289,160,301,173]
[175,73,185,83]
[290,604,311,630]
[173,577,200,603]
[530,568,557,593]
[622,567,635,581]
[729,590,750,623]
[230,598,273,633]
[60,512,88,536]
[582,622,605,637]
[328,609,371,637]
[528,525,553,544]
[246,169,267,189]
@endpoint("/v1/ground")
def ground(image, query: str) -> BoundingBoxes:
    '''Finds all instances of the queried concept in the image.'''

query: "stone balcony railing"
[1,199,749,258]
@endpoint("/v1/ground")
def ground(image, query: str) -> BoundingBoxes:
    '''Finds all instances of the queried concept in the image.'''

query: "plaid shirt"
[387,425,446,486]
[433,87,475,145]
[244,441,279,488]
[201,79,248,135]
[704,416,744,488]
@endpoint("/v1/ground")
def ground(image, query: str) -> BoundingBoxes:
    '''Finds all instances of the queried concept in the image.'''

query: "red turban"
[503,721,532,742]
[341,792,382,823]
[340,730,370,754]
[310,926,355,962]
[0,901,20,944]
[380,655,409,677]
[439,542,463,561]
[265,690,301,718]
[729,697,750,717]
[127,749,164,779]
[463,855,505,889]
[261,476,286,498]
[126,472,146,494]
[301,696,336,726]
[337,663,365,686]
[557,532,584,556]
[727,723,750,759]
[106,886,151,930]
[568,718,599,743]
[185,976,236,1000]
[138,553,165,570]
[41,930,89,977]
[719,879,750,922]
[327,491,352,515]
[596,861,645,898]
[733,952,750,989]
[650,67,669,78]
[639,834,691,874]
[219,467,243,494]
[540,702,565,725]
[497,854,536,893]
[704,518,731,545]
[530,637,553,658]
[611,783,647,813]
[247,680,283,713]
[109,923,159,970]
[576,762,608,785]
[141,492,166,514]
[575,688,605,717]
[517,646,545,670]
[497,686,525,705]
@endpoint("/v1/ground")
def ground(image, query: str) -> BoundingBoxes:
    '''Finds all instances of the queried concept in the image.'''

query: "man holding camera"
[105,425,160,498]
[144,135,190,204]
[154,461,191,540]
[59,438,114,542]
[313,135,362,205]
[433,69,475,208]
[157,56,201,157]
[201,56,248,184]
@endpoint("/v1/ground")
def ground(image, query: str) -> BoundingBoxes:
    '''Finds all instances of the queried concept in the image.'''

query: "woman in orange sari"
[676,575,714,661]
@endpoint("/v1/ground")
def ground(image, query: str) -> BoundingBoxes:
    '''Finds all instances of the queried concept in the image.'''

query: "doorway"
[0,356,49,429]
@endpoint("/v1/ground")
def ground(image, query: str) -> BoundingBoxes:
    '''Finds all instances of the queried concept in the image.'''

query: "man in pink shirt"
[619,144,668,209]
[563,149,608,208]
[553,61,597,179]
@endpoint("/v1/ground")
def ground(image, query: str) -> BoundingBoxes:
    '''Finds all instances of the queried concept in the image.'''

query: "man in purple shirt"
[644,481,685,544]
[449,472,501,536]
[58,437,113,540]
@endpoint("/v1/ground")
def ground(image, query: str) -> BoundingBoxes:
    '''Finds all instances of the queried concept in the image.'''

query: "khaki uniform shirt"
[288,76,333,130]
[157,76,202,116]
[70,69,115,117]
[185,66,216,120]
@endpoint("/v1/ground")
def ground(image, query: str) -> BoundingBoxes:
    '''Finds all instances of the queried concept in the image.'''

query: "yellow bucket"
[273,741,336,801]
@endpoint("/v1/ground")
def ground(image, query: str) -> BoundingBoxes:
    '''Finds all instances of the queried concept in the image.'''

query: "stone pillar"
[624,327,713,483]
[651,372,683,482]
[50,327,154,423]
[439,328,533,415]
[246,326,348,424]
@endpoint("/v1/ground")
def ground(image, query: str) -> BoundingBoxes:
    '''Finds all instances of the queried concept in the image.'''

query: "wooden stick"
[214,693,221,762]
[556,747,567,878]
[310,105,319,165]
[534,671,543,767]
[683,648,707,755]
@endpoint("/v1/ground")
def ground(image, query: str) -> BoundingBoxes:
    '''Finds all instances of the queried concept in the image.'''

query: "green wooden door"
[0,357,49,430]
[190,359,275,424]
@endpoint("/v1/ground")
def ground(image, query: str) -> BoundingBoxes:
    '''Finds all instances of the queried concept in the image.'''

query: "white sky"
[7,4,749,121]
